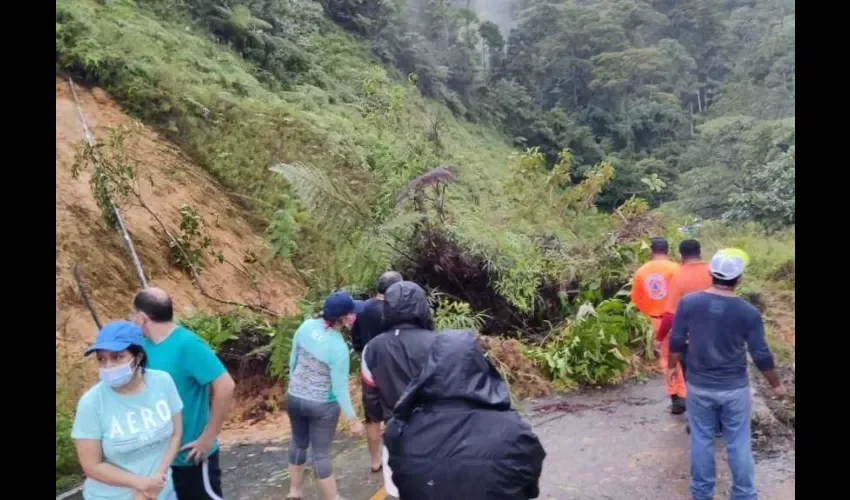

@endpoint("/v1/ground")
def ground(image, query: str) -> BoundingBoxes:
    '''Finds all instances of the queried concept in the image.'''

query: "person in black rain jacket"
[351,271,403,354]
[361,280,437,486]
[352,271,404,472]
[383,329,546,500]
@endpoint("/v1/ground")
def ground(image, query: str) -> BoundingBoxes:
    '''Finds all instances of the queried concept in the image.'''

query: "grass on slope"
[56,0,526,293]
[56,2,513,210]
[55,1,663,304]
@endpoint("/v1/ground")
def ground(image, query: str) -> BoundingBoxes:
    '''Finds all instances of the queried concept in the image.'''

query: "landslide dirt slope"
[56,77,303,400]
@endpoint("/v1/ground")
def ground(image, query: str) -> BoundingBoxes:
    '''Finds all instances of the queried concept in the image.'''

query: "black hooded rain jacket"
[360,281,437,423]
[383,329,546,500]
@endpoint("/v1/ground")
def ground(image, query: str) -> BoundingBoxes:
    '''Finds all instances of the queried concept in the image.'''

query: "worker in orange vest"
[657,239,713,368]
[631,237,686,414]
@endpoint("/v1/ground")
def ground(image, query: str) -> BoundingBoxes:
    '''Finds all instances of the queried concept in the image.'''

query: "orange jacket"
[663,261,713,315]
[656,260,713,341]
[631,259,680,319]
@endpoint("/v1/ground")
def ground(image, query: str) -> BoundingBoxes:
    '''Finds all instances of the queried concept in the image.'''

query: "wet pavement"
[220,377,795,500]
[525,378,794,499]
[221,437,384,500]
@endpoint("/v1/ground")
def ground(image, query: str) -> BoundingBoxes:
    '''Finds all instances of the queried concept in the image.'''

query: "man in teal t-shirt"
[133,287,236,500]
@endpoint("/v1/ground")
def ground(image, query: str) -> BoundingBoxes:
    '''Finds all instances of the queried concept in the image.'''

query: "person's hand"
[666,367,677,386]
[771,383,788,398]
[181,433,215,464]
[348,418,365,438]
[132,475,165,498]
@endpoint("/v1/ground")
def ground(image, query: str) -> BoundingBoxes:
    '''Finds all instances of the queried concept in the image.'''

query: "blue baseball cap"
[84,320,145,356]
[322,291,365,319]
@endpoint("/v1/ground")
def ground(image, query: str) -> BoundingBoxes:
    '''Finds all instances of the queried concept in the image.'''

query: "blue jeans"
[686,384,756,500]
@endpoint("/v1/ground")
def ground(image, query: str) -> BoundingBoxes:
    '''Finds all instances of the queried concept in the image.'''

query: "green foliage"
[431,293,488,331]
[56,408,83,494]
[180,305,332,385]
[58,0,794,227]
[725,143,795,229]
[56,0,505,295]
[180,310,247,351]
[71,125,139,229]
[318,0,794,213]
[676,116,795,227]
[688,220,795,289]
[527,298,653,386]
[267,299,320,381]
[266,207,301,260]
[266,315,299,382]
[168,204,213,274]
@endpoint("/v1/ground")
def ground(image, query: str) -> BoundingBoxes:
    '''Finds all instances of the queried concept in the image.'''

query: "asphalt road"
[219,377,795,500]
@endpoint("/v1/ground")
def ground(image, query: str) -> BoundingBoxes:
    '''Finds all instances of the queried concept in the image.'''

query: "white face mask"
[99,360,135,388]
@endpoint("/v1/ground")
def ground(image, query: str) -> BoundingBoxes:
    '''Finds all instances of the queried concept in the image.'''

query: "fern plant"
[180,312,242,351]
[430,292,488,331]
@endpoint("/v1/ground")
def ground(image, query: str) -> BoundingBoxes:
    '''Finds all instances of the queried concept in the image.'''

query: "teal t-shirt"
[287,318,355,418]
[71,369,183,500]
[143,325,226,466]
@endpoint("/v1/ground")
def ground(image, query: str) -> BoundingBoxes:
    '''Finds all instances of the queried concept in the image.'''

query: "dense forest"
[56,0,794,490]
[151,0,795,221]
[320,0,795,219]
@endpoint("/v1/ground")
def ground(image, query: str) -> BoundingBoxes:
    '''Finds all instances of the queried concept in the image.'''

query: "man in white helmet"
[668,249,786,500]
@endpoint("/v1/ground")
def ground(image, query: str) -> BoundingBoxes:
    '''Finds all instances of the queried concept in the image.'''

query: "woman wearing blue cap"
[285,291,366,500]
[71,320,184,500]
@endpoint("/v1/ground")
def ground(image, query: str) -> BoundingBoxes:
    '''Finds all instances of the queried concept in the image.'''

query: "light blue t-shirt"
[71,369,183,500]
[143,325,227,466]
[287,318,355,418]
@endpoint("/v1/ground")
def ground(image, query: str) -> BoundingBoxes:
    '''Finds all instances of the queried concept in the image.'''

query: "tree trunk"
[689,101,695,136]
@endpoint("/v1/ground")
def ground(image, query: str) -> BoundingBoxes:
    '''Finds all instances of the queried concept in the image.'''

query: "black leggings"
[286,394,341,479]
[172,451,223,500]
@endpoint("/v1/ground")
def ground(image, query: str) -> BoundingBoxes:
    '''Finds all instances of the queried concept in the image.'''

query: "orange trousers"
[651,317,687,398]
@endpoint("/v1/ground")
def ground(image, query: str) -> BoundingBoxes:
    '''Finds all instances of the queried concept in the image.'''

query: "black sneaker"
[670,395,687,415]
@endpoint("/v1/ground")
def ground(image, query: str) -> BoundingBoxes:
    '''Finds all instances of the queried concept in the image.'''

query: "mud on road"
[219,376,794,500]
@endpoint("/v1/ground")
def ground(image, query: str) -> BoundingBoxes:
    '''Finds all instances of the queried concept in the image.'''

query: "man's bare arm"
[205,372,235,440]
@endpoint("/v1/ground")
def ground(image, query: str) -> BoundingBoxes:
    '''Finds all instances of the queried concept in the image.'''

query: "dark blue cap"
[322,291,364,319]
[84,320,145,356]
